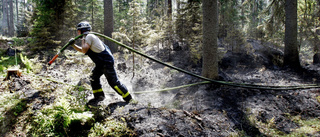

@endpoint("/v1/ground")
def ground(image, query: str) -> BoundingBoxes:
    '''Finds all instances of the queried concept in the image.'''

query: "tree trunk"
[92,0,94,27]
[312,28,320,64]
[252,1,257,38]
[2,0,8,35]
[202,0,218,79]
[284,0,300,68]
[16,0,18,23]
[8,0,14,36]
[167,0,172,60]
[241,0,245,28]
[23,0,26,12]
[132,9,136,78]
[313,1,320,64]
[104,0,116,52]
[168,0,172,17]
[176,0,183,43]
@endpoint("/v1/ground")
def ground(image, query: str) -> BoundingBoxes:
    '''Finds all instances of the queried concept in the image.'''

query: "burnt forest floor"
[1,39,320,136]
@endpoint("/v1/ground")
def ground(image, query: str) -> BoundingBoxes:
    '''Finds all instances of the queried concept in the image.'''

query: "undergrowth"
[0,56,21,77]
[290,115,320,136]
[88,119,136,137]
[0,91,28,134]
[0,52,36,77]
[0,92,19,120]
[247,111,320,136]
[30,96,94,136]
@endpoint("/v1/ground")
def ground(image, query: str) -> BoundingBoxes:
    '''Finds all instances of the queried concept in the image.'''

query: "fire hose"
[48,32,320,91]
[48,34,84,65]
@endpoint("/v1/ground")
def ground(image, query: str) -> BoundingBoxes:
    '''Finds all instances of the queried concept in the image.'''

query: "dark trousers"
[90,64,130,99]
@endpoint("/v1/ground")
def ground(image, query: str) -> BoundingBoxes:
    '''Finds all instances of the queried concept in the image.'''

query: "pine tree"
[202,0,218,79]
[30,0,69,51]
[16,0,32,37]
[263,0,285,42]
[2,0,8,35]
[284,0,300,68]
[104,0,116,52]
[175,1,202,63]
[297,0,320,64]
[8,0,14,36]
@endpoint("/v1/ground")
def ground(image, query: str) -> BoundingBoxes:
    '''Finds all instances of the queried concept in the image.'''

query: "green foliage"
[291,115,320,135]
[262,0,285,41]
[0,92,29,134]
[247,110,320,136]
[31,97,70,136]
[88,119,136,137]
[0,93,20,116]
[30,96,94,136]
[176,1,202,63]
[12,101,27,116]
[225,28,246,53]
[297,0,320,54]
[189,22,202,64]
[0,57,13,70]
[92,0,104,33]
[19,53,33,73]
[12,37,25,47]
[0,56,19,66]
[113,0,161,48]
[114,0,131,32]
[0,55,21,76]
[0,52,42,75]
[176,1,202,42]
[30,0,74,51]
[241,0,266,38]
[16,1,33,37]
[219,0,240,38]
[127,0,150,47]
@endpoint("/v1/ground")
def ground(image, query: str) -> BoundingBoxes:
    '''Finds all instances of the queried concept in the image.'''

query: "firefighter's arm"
[70,38,90,54]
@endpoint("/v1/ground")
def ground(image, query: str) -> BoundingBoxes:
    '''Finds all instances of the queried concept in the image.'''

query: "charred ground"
[1,39,320,136]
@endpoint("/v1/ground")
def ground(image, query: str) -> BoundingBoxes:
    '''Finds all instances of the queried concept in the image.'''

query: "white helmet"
[76,21,91,34]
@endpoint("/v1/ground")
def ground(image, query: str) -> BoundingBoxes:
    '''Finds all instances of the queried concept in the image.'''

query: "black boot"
[87,92,105,107]
[93,92,105,101]
[123,94,132,103]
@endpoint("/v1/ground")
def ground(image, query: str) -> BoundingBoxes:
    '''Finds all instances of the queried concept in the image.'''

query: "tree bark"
[92,0,94,27]
[23,0,26,12]
[104,0,116,52]
[16,0,18,23]
[2,0,8,35]
[168,0,172,17]
[313,1,320,64]
[8,0,15,36]
[202,0,218,79]
[284,0,300,68]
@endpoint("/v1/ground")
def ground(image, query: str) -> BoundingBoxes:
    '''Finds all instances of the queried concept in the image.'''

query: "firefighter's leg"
[103,65,132,102]
[90,66,105,99]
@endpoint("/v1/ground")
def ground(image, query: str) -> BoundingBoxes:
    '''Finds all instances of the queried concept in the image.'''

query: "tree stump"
[4,68,21,80]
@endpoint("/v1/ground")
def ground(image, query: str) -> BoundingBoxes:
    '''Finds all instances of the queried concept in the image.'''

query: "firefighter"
[69,21,132,104]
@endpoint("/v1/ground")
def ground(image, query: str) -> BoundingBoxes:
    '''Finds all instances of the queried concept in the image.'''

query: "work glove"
[69,38,75,45]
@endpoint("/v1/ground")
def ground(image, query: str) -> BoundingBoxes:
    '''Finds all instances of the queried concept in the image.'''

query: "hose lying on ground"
[48,32,320,91]
[90,32,320,90]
